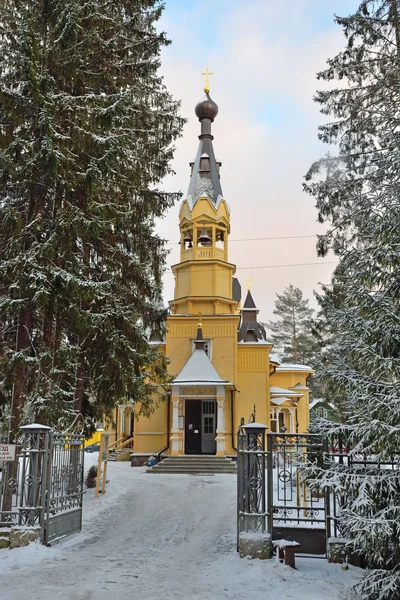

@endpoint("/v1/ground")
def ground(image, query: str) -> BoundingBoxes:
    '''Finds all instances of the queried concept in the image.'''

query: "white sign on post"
[0,444,16,462]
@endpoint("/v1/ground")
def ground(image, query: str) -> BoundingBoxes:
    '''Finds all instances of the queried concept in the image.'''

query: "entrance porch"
[170,385,227,456]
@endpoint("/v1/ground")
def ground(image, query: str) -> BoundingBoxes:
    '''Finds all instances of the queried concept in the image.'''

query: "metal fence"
[238,427,399,557]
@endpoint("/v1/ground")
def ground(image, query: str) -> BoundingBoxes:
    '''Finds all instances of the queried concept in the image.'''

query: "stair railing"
[110,436,134,455]
[155,444,168,463]
[108,436,125,452]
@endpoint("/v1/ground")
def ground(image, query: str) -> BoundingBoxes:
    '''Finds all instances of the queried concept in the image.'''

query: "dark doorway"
[184,399,217,455]
[185,399,202,454]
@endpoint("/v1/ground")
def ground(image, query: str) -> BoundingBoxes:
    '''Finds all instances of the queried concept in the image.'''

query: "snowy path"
[1,459,361,600]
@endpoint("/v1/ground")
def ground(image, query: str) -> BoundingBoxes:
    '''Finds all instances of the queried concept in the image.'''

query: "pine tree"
[0,0,184,437]
[304,2,400,597]
[267,284,317,364]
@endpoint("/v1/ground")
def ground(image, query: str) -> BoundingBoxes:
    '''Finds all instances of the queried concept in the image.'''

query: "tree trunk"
[11,308,33,438]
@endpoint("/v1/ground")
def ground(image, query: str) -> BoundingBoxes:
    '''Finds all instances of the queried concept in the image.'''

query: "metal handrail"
[155,445,168,463]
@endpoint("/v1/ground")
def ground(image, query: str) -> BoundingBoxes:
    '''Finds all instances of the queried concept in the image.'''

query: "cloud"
[156,0,358,321]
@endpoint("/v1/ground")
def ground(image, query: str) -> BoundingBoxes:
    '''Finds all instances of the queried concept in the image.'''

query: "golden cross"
[247,277,252,291]
[202,68,213,93]
[198,311,203,327]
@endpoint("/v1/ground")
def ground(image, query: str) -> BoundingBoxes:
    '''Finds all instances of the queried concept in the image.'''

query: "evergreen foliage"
[304,1,400,597]
[267,284,317,365]
[0,0,184,436]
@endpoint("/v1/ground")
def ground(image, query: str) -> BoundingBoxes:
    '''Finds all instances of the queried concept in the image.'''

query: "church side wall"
[236,345,271,430]
[132,399,169,455]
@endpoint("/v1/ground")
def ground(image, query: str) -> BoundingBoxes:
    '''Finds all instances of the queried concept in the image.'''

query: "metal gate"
[43,430,85,545]
[268,432,327,555]
[0,421,85,545]
[237,427,329,556]
[0,429,49,529]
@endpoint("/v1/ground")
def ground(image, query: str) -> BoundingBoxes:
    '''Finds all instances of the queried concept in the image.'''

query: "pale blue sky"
[157,0,360,321]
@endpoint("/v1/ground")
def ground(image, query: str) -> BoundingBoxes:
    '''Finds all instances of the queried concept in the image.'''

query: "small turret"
[194,320,206,352]
[238,290,267,343]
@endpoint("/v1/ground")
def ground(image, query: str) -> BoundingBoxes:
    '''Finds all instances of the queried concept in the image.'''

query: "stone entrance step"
[146,455,237,475]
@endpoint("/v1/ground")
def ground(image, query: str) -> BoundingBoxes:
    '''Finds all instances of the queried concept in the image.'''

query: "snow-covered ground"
[1,455,362,600]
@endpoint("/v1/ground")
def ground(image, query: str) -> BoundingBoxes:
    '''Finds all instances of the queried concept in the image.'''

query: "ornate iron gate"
[43,430,85,545]
[0,427,50,529]
[238,428,330,556]
[0,421,85,545]
[267,433,327,555]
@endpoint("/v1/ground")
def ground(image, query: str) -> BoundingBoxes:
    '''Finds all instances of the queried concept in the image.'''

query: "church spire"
[238,290,268,343]
[186,76,223,209]
[194,317,206,351]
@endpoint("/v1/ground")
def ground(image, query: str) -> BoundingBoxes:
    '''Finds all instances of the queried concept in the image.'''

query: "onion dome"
[195,93,219,122]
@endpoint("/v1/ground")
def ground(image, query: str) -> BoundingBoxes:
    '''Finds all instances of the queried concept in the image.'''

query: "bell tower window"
[216,228,225,250]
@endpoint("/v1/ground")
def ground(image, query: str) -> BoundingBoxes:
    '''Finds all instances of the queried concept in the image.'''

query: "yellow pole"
[94,434,105,499]
[101,460,108,494]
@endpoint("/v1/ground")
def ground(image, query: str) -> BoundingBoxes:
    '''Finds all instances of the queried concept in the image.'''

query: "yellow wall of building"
[271,370,312,433]
[237,345,271,430]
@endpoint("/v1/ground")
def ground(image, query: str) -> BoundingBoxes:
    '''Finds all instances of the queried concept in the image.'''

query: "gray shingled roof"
[186,136,223,209]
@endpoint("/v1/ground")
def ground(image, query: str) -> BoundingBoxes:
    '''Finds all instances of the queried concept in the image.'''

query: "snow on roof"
[269,353,281,364]
[270,397,298,406]
[270,386,303,398]
[173,349,231,386]
[238,339,271,345]
[276,363,314,373]
[290,383,310,391]
[309,399,336,410]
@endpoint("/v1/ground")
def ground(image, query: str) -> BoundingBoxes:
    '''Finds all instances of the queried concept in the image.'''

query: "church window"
[200,156,210,171]
[192,338,212,359]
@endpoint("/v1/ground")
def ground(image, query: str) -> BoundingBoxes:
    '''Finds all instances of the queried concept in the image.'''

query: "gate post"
[19,424,51,533]
[237,422,271,559]
[266,432,274,534]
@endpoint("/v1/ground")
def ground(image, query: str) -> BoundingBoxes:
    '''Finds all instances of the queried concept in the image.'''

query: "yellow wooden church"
[108,83,313,460]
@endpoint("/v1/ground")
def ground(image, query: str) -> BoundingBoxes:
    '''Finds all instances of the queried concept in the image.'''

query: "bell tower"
[170,87,238,316]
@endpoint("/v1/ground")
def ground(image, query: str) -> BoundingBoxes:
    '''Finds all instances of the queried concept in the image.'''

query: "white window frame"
[316,406,328,419]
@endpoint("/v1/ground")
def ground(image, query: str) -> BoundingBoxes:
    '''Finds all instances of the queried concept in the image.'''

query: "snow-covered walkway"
[1,457,361,600]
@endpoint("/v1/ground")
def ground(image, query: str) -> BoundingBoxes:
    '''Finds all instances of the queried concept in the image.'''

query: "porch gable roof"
[172,349,232,386]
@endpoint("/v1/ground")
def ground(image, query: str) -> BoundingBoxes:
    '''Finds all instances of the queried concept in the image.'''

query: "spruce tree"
[0,0,184,437]
[304,2,400,597]
[267,284,317,364]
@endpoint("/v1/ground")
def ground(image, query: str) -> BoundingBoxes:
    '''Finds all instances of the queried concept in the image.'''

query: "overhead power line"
[166,234,317,246]
[236,261,337,271]
[164,261,338,275]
